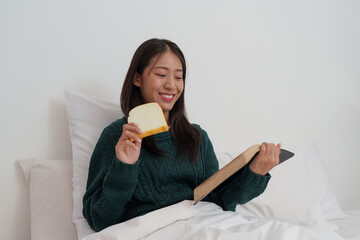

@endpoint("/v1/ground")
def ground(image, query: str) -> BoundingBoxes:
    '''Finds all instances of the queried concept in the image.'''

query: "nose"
[164,76,176,90]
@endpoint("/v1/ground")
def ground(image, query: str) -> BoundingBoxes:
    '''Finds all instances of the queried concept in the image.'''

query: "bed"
[18,90,360,240]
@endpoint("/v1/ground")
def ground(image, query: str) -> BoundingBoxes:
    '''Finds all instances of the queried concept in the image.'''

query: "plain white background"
[0,0,359,239]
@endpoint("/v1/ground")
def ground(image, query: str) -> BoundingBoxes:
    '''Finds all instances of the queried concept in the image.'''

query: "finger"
[124,130,142,143]
[263,142,270,154]
[124,123,143,135]
[117,135,141,151]
[270,143,280,164]
[131,141,140,151]
[276,143,281,155]
[134,140,142,149]
[123,139,140,151]
[268,143,275,158]
[122,124,143,142]
[260,143,267,156]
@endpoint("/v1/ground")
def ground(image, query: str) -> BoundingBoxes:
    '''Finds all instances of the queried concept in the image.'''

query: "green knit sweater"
[83,117,270,232]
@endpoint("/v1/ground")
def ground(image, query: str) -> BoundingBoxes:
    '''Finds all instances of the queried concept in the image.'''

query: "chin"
[160,104,174,112]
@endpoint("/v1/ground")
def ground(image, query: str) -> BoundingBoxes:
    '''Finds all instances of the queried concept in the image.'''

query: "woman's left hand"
[249,142,281,176]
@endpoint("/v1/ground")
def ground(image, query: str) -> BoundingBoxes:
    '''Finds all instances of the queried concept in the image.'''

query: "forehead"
[149,50,183,70]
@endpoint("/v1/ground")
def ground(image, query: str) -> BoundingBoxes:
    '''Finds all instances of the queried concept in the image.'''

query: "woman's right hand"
[115,123,143,164]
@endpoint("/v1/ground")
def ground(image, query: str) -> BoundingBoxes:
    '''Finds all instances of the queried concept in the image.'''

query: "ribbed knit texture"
[83,117,271,232]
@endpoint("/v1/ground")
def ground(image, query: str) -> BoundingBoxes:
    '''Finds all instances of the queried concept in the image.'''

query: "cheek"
[143,77,161,92]
[177,81,184,93]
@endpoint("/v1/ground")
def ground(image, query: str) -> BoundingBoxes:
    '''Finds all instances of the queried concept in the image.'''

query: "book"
[193,144,294,205]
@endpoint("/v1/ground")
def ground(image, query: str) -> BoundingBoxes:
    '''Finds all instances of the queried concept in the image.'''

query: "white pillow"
[217,141,345,224]
[18,158,77,240]
[296,141,346,220]
[235,145,324,225]
[65,90,123,240]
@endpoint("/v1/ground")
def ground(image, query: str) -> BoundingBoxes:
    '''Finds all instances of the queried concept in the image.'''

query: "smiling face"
[133,50,184,123]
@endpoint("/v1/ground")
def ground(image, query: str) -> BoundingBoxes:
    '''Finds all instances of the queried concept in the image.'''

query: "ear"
[133,73,141,87]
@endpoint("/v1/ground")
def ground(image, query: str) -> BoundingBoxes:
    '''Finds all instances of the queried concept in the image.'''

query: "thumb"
[260,143,267,154]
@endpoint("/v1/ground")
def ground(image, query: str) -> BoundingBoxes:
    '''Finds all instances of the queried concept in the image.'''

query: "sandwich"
[127,102,168,139]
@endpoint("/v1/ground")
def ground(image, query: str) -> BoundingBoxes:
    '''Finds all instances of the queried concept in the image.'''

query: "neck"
[164,112,170,125]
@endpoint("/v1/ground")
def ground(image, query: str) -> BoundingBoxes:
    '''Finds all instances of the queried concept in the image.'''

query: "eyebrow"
[153,66,183,72]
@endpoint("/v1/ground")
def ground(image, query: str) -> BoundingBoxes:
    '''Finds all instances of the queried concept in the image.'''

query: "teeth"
[161,94,174,99]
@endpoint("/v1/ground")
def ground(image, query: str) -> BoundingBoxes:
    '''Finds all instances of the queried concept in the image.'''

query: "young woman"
[83,38,281,232]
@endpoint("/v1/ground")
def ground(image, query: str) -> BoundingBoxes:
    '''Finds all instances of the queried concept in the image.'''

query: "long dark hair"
[120,38,201,163]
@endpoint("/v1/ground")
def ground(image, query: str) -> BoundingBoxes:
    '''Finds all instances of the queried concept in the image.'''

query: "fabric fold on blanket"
[83,201,346,240]
[83,200,199,240]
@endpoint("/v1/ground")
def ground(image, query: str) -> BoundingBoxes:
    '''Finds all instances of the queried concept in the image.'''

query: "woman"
[83,38,280,232]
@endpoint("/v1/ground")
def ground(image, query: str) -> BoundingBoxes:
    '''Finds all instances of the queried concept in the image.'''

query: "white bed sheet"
[83,200,357,240]
[19,157,359,240]
[331,209,360,240]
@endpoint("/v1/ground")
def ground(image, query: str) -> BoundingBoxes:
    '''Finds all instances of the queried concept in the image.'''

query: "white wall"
[1,0,359,239]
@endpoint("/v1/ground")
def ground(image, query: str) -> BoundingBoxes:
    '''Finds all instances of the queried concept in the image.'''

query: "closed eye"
[156,74,166,77]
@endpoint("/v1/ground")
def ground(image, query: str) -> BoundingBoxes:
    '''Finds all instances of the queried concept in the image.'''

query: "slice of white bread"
[128,102,169,139]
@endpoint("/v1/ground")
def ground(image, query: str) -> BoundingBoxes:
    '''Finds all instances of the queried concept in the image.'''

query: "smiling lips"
[159,93,175,102]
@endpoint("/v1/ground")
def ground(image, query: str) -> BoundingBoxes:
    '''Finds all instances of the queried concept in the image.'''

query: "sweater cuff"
[102,156,141,193]
[237,164,271,192]
[107,156,141,181]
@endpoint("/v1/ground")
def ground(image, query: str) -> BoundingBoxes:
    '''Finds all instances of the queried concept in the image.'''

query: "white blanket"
[83,201,346,240]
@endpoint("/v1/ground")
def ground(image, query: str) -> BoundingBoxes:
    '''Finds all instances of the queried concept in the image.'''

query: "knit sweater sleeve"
[199,128,271,211]
[82,120,141,232]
